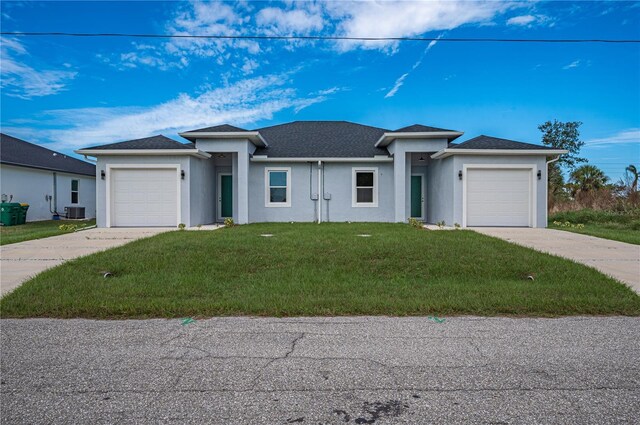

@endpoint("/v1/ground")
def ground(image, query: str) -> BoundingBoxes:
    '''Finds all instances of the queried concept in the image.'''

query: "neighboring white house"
[1,133,96,222]
[76,121,566,229]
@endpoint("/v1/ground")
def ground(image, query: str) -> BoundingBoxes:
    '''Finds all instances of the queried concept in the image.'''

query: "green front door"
[220,175,233,218]
[411,175,422,218]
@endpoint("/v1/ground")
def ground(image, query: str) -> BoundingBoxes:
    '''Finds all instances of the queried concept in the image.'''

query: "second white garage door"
[110,168,178,227]
[466,168,532,227]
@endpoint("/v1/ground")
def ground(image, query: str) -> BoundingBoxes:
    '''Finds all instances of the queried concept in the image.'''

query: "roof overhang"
[178,131,268,147]
[375,131,464,148]
[74,149,212,159]
[430,148,568,160]
[250,155,393,163]
[0,161,96,177]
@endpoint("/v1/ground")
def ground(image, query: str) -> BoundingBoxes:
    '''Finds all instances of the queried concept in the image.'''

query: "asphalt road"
[1,316,639,424]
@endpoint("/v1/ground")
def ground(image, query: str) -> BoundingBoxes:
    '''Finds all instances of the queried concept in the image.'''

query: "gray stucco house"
[75,121,566,228]
[1,133,96,221]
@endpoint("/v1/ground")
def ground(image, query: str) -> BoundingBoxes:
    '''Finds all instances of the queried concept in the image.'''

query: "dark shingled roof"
[394,124,454,133]
[450,135,559,150]
[83,135,195,150]
[188,124,248,132]
[253,121,389,157]
[1,133,95,176]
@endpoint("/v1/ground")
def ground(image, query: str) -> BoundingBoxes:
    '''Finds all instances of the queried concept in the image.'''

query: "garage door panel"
[110,168,178,227]
[466,168,532,227]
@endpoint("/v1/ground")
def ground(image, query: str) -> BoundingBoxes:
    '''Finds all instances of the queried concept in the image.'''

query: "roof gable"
[187,124,249,133]
[253,121,389,158]
[450,135,555,150]
[394,124,454,133]
[83,135,195,150]
[0,133,95,176]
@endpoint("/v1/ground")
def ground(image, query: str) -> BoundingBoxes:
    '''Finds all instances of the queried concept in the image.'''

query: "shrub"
[407,218,423,229]
[177,223,186,230]
[224,218,235,227]
[58,224,78,232]
[436,220,446,229]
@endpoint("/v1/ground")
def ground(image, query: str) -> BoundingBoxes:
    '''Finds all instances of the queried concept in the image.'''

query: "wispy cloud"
[563,60,582,70]
[506,14,552,27]
[584,129,640,149]
[0,37,77,99]
[385,34,443,98]
[328,1,519,52]
[29,74,335,149]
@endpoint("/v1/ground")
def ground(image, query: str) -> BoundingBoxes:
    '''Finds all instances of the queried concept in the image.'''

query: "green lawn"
[1,223,638,318]
[0,219,96,246]
[549,209,640,245]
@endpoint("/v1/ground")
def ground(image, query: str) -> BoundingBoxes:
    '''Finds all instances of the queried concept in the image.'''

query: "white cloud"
[256,7,324,34]
[563,60,581,70]
[0,37,77,99]
[385,33,443,98]
[584,129,640,149]
[327,1,518,52]
[384,73,409,99]
[37,74,334,150]
[240,58,259,75]
[507,14,552,27]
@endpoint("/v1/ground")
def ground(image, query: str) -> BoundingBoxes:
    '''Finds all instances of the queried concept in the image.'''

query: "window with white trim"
[352,167,378,207]
[265,167,291,207]
[71,179,79,204]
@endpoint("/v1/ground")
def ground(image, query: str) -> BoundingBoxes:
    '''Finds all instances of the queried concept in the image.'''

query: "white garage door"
[466,168,532,227]
[110,168,178,227]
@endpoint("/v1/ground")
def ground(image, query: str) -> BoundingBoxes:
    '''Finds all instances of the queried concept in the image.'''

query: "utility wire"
[1,32,639,43]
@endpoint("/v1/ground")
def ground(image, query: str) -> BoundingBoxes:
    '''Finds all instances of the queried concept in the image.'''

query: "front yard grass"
[1,223,638,318]
[0,219,96,246]
[549,209,640,245]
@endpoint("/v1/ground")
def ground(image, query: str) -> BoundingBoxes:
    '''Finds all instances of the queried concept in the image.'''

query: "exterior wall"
[189,157,216,226]
[248,161,395,222]
[0,164,96,221]
[95,156,191,228]
[387,138,448,222]
[425,157,455,225]
[451,155,549,228]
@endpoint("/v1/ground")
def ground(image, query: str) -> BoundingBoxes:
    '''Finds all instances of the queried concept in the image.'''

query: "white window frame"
[71,179,80,205]
[265,167,291,208]
[352,167,378,207]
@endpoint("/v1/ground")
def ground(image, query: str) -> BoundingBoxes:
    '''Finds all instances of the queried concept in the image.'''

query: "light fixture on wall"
[181,170,186,180]
[458,170,463,180]
[537,170,542,180]
[100,170,105,180]
[418,154,425,162]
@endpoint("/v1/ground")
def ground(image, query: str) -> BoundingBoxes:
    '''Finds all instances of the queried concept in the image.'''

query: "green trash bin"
[0,203,20,226]
[18,203,29,225]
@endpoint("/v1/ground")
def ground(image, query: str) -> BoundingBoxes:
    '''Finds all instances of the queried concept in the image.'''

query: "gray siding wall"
[0,164,96,221]
[248,161,395,222]
[451,155,549,228]
[426,157,455,225]
[189,157,216,226]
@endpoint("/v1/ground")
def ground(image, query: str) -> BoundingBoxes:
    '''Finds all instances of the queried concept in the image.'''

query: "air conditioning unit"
[65,206,85,219]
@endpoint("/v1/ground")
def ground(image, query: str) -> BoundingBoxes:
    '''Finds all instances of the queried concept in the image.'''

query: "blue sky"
[1,1,639,181]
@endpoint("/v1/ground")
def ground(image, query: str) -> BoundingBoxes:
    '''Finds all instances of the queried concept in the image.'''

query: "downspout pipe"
[317,161,322,224]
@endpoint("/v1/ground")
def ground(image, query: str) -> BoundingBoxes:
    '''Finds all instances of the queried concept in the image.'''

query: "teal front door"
[220,175,232,219]
[411,175,422,218]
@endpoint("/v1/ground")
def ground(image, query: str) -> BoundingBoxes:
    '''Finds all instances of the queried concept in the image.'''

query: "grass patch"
[0,219,96,246]
[1,223,638,318]
[549,209,640,245]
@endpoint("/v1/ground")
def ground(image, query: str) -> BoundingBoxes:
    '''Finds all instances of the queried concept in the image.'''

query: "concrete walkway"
[0,228,172,296]
[473,227,640,294]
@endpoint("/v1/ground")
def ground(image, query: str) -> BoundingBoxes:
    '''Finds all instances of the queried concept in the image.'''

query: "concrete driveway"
[1,316,638,424]
[473,228,640,294]
[0,228,172,296]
